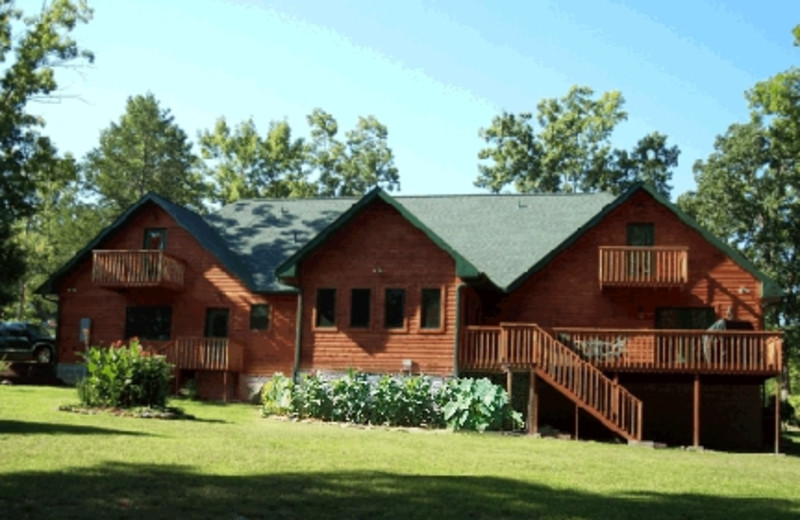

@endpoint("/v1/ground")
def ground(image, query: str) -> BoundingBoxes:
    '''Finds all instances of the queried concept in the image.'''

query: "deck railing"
[92,250,185,290]
[461,323,643,440]
[598,246,688,287]
[552,327,782,374]
[155,337,244,372]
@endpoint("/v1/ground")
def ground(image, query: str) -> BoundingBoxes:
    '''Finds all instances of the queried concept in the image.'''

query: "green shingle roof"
[39,185,782,301]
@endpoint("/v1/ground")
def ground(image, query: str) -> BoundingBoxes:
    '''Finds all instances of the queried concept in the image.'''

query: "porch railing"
[598,246,688,287]
[92,250,185,290]
[551,327,782,374]
[155,337,244,372]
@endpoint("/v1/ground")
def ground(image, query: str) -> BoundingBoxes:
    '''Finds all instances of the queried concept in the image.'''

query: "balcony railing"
[152,337,244,372]
[598,246,688,288]
[461,325,782,375]
[553,327,782,375]
[92,250,185,290]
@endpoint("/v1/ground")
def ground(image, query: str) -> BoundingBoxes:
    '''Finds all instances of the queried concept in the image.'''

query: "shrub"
[260,372,294,416]
[78,339,173,408]
[293,371,333,420]
[441,377,523,432]
[261,371,522,432]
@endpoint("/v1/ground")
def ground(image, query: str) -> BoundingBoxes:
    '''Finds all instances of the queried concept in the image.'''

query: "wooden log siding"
[92,250,185,289]
[461,323,643,441]
[157,337,244,372]
[598,246,688,287]
[551,327,782,375]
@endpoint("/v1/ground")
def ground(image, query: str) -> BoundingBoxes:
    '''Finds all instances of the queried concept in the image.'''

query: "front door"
[205,308,230,338]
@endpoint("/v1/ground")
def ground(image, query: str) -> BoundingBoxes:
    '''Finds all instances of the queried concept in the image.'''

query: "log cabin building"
[38,184,783,451]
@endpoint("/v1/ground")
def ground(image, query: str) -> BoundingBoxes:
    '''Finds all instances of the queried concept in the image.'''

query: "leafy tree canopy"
[475,85,679,197]
[0,0,92,308]
[83,92,208,215]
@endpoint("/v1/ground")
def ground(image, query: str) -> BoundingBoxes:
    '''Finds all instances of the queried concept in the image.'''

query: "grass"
[1,386,800,519]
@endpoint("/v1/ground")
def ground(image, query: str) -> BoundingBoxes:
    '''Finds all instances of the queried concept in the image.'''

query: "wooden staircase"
[461,323,643,441]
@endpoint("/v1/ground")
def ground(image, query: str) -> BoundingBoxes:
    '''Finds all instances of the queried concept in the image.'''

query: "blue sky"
[25,0,800,199]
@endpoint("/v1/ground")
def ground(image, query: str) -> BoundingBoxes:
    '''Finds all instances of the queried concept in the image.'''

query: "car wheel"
[34,345,53,365]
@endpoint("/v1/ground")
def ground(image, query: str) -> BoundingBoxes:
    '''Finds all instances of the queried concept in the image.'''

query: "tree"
[0,0,92,308]
[475,85,679,197]
[199,117,315,204]
[677,25,800,391]
[201,109,400,204]
[84,93,208,215]
[309,109,400,197]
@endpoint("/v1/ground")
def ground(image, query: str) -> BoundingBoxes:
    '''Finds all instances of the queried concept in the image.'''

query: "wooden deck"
[462,324,782,376]
[461,323,643,440]
[92,250,185,290]
[598,246,688,288]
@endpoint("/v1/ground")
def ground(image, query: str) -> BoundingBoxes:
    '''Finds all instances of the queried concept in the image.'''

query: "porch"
[148,337,244,401]
[92,250,185,290]
[461,324,782,376]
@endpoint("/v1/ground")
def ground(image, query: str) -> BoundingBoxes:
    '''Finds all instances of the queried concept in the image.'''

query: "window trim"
[419,285,446,333]
[313,288,338,330]
[249,303,271,331]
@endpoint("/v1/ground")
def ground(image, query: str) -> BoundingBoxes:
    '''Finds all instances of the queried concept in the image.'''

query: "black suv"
[0,322,55,364]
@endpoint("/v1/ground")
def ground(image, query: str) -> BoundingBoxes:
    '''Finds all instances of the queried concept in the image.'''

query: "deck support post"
[775,377,780,454]
[574,404,579,440]
[223,371,229,403]
[506,368,513,401]
[693,374,701,448]
[528,369,538,436]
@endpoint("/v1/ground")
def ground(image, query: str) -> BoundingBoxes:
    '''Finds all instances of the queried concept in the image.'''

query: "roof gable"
[37,193,250,294]
[274,188,481,281]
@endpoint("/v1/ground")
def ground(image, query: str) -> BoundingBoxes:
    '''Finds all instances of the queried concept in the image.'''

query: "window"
[626,223,655,246]
[656,307,716,330]
[350,289,371,328]
[250,304,270,330]
[143,228,167,250]
[315,289,337,328]
[384,288,405,329]
[205,308,230,337]
[626,223,655,279]
[125,306,172,340]
[421,288,442,329]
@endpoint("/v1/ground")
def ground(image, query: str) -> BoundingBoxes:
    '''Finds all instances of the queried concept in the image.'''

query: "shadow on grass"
[0,462,796,520]
[0,420,151,436]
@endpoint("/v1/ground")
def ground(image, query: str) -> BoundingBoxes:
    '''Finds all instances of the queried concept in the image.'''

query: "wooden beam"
[693,374,701,449]
[574,404,579,440]
[223,371,229,403]
[775,378,780,455]
[506,369,513,400]
[528,369,538,435]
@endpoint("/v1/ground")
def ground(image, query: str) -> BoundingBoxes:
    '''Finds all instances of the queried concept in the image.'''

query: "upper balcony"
[92,250,185,291]
[598,246,688,289]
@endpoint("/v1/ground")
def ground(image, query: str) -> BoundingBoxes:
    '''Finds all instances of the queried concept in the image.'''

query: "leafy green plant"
[78,339,173,408]
[441,377,522,432]
[179,379,200,401]
[293,371,333,420]
[371,375,402,425]
[330,369,371,424]
[397,375,437,427]
[261,372,295,416]
[0,355,10,374]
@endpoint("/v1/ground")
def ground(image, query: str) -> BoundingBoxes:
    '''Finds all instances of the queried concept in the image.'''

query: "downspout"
[292,290,303,384]
[453,283,466,378]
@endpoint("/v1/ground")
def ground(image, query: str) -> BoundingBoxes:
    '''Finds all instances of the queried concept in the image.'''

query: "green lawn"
[1,386,799,519]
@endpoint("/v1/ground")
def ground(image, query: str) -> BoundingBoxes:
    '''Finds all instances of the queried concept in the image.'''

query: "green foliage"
[293,371,334,420]
[0,0,92,307]
[84,93,208,215]
[441,377,522,432]
[200,108,400,204]
[475,85,678,197]
[77,339,173,408]
[261,371,520,431]
[178,379,200,401]
[260,372,294,416]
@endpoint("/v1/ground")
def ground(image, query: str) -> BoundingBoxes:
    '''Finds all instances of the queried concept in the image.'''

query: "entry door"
[205,308,230,338]
[626,223,654,279]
